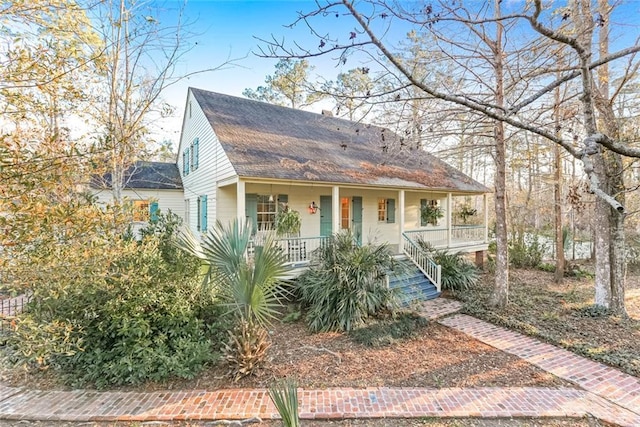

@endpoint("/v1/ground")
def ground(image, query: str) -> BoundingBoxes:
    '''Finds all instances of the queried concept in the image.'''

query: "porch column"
[332,185,340,234]
[483,193,489,242]
[447,192,452,247]
[398,190,405,252]
[237,179,246,222]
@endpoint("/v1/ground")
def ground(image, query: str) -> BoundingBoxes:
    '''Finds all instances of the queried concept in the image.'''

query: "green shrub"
[349,312,429,347]
[176,219,290,380]
[432,250,480,291]
[415,238,479,291]
[138,210,201,276]
[9,234,213,388]
[269,378,300,427]
[538,262,555,273]
[509,235,546,268]
[296,231,400,332]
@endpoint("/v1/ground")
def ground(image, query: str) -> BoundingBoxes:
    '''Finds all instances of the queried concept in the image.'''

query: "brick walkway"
[0,299,638,425]
[439,314,640,416]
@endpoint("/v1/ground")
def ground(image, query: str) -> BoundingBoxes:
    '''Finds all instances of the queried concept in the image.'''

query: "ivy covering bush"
[9,210,214,388]
[296,231,400,332]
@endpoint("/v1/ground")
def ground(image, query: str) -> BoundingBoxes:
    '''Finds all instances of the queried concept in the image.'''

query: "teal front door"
[319,196,332,237]
[245,194,258,234]
[352,196,362,245]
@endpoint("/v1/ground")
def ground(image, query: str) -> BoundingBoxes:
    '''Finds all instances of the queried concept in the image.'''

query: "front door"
[319,196,332,237]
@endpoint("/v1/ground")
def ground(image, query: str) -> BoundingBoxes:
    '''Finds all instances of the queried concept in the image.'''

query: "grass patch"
[349,312,429,347]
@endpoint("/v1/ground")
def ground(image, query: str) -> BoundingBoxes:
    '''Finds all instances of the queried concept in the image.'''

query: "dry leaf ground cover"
[458,267,640,378]
[2,265,638,394]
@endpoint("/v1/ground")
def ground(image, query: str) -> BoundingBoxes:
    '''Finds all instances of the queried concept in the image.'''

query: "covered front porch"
[217,177,490,264]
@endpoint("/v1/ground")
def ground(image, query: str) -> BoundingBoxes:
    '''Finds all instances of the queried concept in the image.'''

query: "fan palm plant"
[176,218,289,379]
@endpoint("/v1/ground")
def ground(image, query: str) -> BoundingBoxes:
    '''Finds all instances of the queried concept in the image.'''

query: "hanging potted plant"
[457,205,478,224]
[421,203,444,226]
[275,204,302,237]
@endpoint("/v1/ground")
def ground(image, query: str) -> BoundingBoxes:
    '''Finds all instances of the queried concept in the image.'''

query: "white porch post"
[447,193,452,247]
[237,179,246,222]
[332,185,340,234]
[398,190,405,252]
[483,193,489,242]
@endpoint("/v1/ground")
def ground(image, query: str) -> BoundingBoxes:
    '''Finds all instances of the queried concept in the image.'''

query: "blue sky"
[152,0,640,143]
[155,0,366,140]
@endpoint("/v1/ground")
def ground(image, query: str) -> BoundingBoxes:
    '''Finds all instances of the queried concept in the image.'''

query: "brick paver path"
[0,387,638,425]
[1,299,639,425]
[440,314,640,418]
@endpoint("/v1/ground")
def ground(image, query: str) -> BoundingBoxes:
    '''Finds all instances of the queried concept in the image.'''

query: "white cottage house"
[96,88,491,299]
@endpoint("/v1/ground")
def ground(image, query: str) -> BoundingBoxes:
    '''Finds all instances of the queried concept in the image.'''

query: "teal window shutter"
[183,147,190,175]
[193,138,199,169]
[420,199,427,226]
[200,195,208,232]
[386,198,396,223]
[245,194,258,234]
[196,196,201,231]
[149,201,159,223]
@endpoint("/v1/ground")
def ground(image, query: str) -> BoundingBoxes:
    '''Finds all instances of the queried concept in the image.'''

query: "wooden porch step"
[388,264,440,305]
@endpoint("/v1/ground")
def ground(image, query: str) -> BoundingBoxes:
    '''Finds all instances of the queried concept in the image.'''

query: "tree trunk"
[489,0,509,308]
[592,0,627,317]
[554,142,564,283]
[553,82,564,283]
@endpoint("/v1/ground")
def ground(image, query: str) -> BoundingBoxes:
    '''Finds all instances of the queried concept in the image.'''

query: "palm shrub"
[416,237,479,292]
[177,219,289,380]
[269,378,300,427]
[432,250,479,291]
[296,231,400,332]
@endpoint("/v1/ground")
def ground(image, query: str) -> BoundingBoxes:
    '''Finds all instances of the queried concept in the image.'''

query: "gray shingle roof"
[192,88,489,193]
[92,161,182,190]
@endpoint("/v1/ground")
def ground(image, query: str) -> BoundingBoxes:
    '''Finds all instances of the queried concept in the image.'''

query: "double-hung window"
[377,198,395,223]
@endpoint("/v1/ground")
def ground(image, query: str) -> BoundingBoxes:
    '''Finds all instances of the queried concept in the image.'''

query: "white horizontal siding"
[178,89,237,234]
[91,188,185,219]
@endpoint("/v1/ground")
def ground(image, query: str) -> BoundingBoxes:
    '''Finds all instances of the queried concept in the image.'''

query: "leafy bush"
[349,312,429,347]
[9,221,213,388]
[415,238,479,291]
[509,235,546,268]
[296,231,400,332]
[432,250,480,291]
[138,210,201,275]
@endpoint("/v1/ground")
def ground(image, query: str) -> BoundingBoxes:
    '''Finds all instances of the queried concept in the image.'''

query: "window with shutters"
[377,198,386,222]
[183,147,190,175]
[246,194,289,233]
[377,198,395,223]
[132,200,158,222]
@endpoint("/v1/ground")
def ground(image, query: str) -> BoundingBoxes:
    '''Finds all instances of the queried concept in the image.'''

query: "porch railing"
[249,236,329,265]
[404,225,486,250]
[401,233,441,292]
